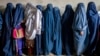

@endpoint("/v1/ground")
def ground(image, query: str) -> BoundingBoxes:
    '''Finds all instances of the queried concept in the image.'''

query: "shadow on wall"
[0,5,5,13]
[98,5,100,11]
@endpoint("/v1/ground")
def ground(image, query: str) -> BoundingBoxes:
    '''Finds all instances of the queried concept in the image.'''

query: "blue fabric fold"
[61,5,74,55]
[72,3,89,55]
[85,2,100,55]
[44,4,55,55]
[13,3,24,56]
[2,3,14,56]
[52,7,62,55]
[13,3,24,28]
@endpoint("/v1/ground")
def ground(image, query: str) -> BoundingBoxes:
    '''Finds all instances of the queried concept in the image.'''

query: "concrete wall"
[0,0,100,14]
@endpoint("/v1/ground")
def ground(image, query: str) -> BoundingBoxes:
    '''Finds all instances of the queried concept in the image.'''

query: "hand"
[80,31,84,35]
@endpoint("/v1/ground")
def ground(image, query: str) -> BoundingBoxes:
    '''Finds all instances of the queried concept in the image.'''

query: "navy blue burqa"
[85,2,99,55]
[2,3,14,56]
[13,3,24,55]
[61,5,74,55]
[13,3,24,28]
[44,4,55,55]
[72,3,89,55]
[52,7,62,55]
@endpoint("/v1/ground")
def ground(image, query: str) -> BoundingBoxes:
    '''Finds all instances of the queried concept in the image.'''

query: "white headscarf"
[25,3,42,40]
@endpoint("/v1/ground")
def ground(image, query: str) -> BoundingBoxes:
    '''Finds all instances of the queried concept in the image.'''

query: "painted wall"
[0,0,100,14]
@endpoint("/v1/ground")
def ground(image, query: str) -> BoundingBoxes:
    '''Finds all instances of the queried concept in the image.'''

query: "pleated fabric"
[52,7,62,55]
[61,5,74,55]
[12,3,24,56]
[13,3,24,28]
[25,3,42,55]
[85,2,100,55]
[2,3,14,56]
[72,3,89,55]
[25,3,42,40]
[44,4,55,55]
